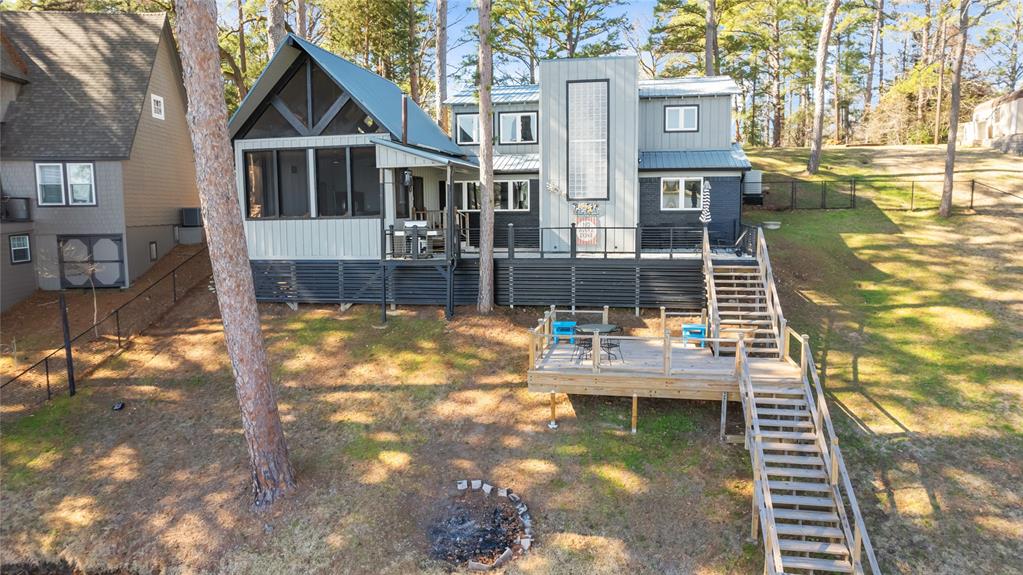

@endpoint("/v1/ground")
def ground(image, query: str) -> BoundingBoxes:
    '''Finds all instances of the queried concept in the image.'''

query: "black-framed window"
[566,80,609,200]
[455,113,479,144]
[34,162,96,206]
[9,234,30,264]
[665,104,699,132]
[315,148,349,216]
[245,150,278,218]
[395,170,410,219]
[498,111,537,144]
[350,146,380,216]
[456,180,529,212]
[277,149,310,217]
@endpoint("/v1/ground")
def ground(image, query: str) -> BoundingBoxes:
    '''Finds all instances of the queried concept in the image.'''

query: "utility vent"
[181,207,203,227]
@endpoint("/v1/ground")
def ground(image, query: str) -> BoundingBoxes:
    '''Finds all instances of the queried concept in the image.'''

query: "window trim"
[66,162,97,206]
[456,179,531,212]
[497,111,538,145]
[9,234,31,264]
[151,94,165,120]
[664,104,699,133]
[565,79,610,201]
[659,176,703,211]
[454,112,480,145]
[35,162,66,206]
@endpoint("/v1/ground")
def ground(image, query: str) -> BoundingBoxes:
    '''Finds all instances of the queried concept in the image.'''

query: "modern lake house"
[232,35,753,315]
[0,12,202,311]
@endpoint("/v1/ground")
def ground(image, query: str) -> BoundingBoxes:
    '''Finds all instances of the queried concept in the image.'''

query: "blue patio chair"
[552,321,576,344]
[681,323,707,348]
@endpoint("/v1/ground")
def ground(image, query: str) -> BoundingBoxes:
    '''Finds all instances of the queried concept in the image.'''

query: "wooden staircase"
[721,227,881,575]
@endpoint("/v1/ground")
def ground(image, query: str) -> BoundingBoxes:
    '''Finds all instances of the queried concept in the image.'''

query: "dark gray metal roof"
[0,12,167,160]
[446,84,540,105]
[638,144,751,171]
[237,35,463,157]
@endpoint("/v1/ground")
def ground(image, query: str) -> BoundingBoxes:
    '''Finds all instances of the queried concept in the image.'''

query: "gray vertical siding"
[0,159,126,290]
[449,101,540,156]
[539,56,639,253]
[638,95,733,150]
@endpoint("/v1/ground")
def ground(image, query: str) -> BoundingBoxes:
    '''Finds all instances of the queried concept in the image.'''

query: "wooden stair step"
[772,494,835,508]
[781,556,853,573]
[769,480,833,493]
[752,386,804,395]
[758,418,815,429]
[778,539,850,555]
[763,454,824,466]
[773,507,840,522]
[756,408,810,417]
[755,397,807,407]
[757,430,818,441]
[761,441,819,452]
[765,466,828,479]
[776,523,845,539]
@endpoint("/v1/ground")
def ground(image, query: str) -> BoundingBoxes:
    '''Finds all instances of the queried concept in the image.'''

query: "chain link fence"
[747,178,1016,212]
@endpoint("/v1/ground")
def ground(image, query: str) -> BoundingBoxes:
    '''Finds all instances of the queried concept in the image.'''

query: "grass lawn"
[1,145,1020,574]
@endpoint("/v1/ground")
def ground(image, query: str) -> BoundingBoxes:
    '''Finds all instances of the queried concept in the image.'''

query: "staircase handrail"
[736,338,786,575]
[702,227,722,356]
[786,327,882,575]
[756,227,788,357]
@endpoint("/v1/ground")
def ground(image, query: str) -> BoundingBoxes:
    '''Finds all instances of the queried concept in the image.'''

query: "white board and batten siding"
[539,56,639,253]
[638,96,733,150]
[234,134,382,260]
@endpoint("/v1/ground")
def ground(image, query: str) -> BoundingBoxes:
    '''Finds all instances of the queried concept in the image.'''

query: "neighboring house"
[958,89,1023,155]
[231,35,751,313]
[0,12,201,311]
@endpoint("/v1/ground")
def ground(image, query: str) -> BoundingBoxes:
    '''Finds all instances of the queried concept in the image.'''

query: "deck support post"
[751,487,760,540]
[660,306,667,333]
[602,305,609,324]
[547,392,558,429]
[662,329,671,375]
[719,392,728,441]
[591,332,600,373]
[631,394,638,434]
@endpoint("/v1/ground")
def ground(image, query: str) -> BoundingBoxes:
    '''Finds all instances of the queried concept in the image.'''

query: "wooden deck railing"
[702,227,722,356]
[755,227,787,358]
[735,336,786,575]
[784,327,882,574]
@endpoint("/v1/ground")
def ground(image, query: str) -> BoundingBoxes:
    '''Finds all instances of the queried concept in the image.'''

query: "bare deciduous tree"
[477,0,495,313]
[174,0,296,506]
[807,0,841,174]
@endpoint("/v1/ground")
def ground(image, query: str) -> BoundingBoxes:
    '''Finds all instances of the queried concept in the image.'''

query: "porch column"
[445,163,455,319]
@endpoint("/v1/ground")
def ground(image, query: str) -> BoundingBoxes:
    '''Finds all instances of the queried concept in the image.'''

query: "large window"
[245,151,277,218]
[665,105,699,132]
[276,149,310,217]
[9,234,30,264]
[566,80,608,200]
[349,146,380,216]
[499,112,537,144]
[315,148,348,217]
[35,162,95,206]
[457,180,529,211]
[455,113,479,144]
[660,177,702,211]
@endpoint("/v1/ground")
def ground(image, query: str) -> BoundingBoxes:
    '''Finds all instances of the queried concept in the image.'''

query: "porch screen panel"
[350,146,381,216]
[277,149,310,217]
[245,151,277,218]
[316,148,348,216]
[566,80,608,200]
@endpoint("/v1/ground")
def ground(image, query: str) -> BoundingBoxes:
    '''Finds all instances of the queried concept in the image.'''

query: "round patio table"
[576,323,617,335]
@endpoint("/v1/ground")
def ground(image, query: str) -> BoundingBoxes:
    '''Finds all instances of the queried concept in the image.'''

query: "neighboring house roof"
[231,35,464,157]
[445,75,741,106]
[446,84,540,105]
[0,11,167,160]
[638,144,751,171]
[638,76,741,98]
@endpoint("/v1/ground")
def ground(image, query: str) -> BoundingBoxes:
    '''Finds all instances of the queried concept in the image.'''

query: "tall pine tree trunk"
[808,0,840,173]
[477,0,495,313]
[174,0,295,507]
[435,0,448,128]
[940,0,970,217]
[705,0,718,75]
[864,0,883,115]
[834,33,842,144]
[266,0,286,58]
[933,19,946,144]
[408,0,420,103]
[297,0,307,39]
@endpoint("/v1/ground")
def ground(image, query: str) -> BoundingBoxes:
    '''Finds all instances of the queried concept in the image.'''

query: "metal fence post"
[115,309,122,348]
[635,224,642,259]
[507,223,515,259]
[570,223,577,258]
[59,292,75,396]
[821,181,827,208]
[851,178,857,208]
[910,181,915,211]
[172,269,177,303]
[44,356,51,400]
[790,180,796,209]
[970,179,976,209]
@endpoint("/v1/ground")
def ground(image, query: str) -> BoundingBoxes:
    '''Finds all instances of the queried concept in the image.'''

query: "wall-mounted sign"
[576,216,599,245]
[572,202,603,216]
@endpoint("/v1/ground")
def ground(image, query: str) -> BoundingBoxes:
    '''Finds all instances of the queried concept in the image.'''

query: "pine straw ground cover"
[1,293,758,575]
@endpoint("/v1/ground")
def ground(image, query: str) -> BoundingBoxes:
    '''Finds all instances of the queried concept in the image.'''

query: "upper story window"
[499,112,537,144]
[456,180,529,211]
[665,105,698,132]
[566,80,608,200]
[661,177,702,211]
[151,94,165,120]
[35,162,95,206]
[9,234,31,264]
[456,113,480,145]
